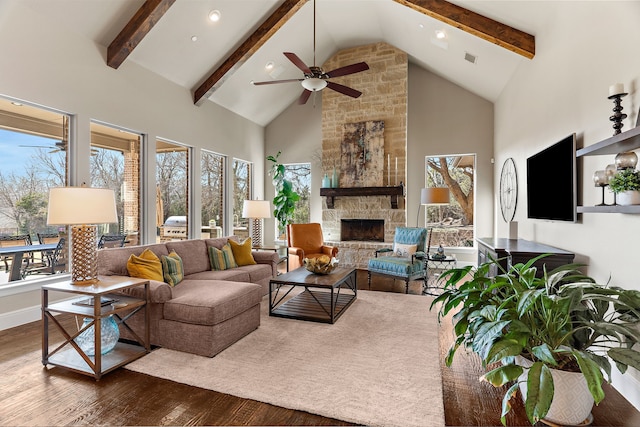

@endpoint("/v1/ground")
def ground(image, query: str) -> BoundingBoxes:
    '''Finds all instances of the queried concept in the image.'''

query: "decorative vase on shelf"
[322,174,331,188]
[332,168,339,188]
[75,315,120,356]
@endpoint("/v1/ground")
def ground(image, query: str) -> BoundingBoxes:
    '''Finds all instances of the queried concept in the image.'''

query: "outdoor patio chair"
[367,226,430,294]
[97,234,126,249]
[22,237,66,278]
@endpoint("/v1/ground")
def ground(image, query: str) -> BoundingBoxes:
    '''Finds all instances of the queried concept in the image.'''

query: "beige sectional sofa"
[97,236,279,357]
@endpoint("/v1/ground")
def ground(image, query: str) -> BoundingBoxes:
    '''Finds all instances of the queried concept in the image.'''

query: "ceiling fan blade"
[326,82,362,98]
[326,62,369,78]
[252,78,303,86]
[298,90,312,105]
[284,52,311,74]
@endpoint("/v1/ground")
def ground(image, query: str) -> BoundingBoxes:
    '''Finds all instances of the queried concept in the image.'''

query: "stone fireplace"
[320,42,408,269]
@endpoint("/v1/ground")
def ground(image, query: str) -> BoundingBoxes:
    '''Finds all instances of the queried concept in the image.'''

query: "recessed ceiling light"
[191,35,198,42]
[435,30,446,39]
[265,61,275,71]
[418,23,425,29]
[208,10,221,22]
[11,102,22,106]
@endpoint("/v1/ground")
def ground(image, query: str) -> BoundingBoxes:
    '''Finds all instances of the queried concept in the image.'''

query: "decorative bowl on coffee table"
[304,255,338,275]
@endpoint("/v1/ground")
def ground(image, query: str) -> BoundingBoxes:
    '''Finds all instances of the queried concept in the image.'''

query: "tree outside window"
[233,159,251,239]
[425,155,475,248]
[201,151,225,238]
[157,140,189,241]
[275,163,310,239]
[90,121,141,244]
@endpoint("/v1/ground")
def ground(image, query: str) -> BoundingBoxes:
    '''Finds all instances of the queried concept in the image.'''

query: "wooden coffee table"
[269,266,357,324]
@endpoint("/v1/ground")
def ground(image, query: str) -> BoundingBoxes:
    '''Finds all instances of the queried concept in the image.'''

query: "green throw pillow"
[208,243,238,271]
[161,250,184,287]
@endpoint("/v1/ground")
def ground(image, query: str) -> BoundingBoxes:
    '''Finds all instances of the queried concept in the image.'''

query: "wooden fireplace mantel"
[320,185,404,209]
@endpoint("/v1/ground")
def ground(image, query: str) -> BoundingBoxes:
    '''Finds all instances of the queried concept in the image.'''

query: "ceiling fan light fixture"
[301,78,327,92]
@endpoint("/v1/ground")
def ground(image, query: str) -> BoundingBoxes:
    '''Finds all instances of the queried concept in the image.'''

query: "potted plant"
[608,168,640,205]
[267,151,300,240]
[431,255,640,426]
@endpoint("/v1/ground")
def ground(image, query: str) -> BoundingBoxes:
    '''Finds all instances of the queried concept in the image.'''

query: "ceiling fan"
[252,0,369,105]
[19,141,99,155]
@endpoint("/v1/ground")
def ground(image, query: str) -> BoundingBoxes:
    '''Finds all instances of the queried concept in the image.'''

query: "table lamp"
[242,200,271,248]
[417,187,449,226]
[47,186,118,285]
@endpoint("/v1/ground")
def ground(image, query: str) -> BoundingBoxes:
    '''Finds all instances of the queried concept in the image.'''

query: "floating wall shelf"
[320,185,404,209]
[577,126,640,213]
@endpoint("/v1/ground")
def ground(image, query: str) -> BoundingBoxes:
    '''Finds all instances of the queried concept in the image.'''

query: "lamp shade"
[421,187,450,205]
[242,200,271,219]
[47,187,118,225]
[301,77,328,92]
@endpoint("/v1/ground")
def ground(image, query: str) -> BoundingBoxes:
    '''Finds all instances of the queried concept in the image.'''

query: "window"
[232,159,252,240]
[201,151,225,239]
[425,154,475,248]
[275,163,311,239]
[157,140,190,242]
[285,163,310,224]
[90,121,141,246]
[0,97,70,283]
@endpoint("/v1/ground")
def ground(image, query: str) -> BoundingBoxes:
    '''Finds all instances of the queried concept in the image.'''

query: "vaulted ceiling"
[20,0,547,126]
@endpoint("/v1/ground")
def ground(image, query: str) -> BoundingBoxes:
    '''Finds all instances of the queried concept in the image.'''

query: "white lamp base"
[70,224,99,285]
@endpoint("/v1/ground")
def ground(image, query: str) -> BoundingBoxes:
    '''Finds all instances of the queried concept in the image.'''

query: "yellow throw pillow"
[228,238,256,266]
[127,248,163,281]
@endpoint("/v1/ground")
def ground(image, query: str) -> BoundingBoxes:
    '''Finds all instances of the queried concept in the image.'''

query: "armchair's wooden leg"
[405,278,409,294]
[367,271,372,290]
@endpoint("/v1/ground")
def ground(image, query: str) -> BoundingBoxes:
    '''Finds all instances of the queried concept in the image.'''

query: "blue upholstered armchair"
[367,227,429,294]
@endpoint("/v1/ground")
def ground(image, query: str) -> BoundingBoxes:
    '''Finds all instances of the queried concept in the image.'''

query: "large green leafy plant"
[431,255,640,425]
[267,151,300,234]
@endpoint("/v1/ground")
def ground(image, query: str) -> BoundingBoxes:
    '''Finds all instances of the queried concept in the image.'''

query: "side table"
[42,275,150,380]
[253,245,289,273]
[424,255,457,296]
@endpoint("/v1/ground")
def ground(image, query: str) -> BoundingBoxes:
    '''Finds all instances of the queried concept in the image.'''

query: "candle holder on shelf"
[605,164,618,206]
[608,92,628,136]
[615,151,638,170]
[593,170,608,206]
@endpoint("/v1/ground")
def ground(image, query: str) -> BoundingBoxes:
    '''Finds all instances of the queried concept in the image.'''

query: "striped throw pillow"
[161,251,184,287]
[208,243,238,271]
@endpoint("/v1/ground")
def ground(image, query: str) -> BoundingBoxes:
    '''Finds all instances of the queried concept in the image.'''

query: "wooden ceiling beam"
[192,0,308,106]
[393,0,535,59]
[107,0,176,69]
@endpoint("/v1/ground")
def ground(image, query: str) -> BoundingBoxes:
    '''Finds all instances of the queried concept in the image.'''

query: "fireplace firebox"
[341,219,384,242]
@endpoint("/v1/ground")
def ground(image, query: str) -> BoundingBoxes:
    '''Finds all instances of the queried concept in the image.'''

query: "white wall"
[0,1,265,328]
[265,64,495,267]
[264,99,323,244]
[407,64,494,264]
[493,1,640,408]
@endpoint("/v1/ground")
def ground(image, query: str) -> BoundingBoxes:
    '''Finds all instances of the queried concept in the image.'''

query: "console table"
[476,238,574,277]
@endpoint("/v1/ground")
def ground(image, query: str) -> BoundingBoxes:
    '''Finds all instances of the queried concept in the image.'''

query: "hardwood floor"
[1,271,639,426]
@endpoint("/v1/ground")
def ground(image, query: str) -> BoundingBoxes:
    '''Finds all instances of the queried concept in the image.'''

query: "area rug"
[125,290,444,427]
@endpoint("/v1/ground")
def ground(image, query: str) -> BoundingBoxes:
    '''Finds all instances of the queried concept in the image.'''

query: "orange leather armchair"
[287,223,338,270]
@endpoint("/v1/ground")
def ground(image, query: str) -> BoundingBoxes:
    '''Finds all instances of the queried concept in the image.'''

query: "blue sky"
[0,129,59,175]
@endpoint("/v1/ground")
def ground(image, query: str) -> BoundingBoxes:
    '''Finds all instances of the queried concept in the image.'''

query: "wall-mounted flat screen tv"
[526,133,577,222]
